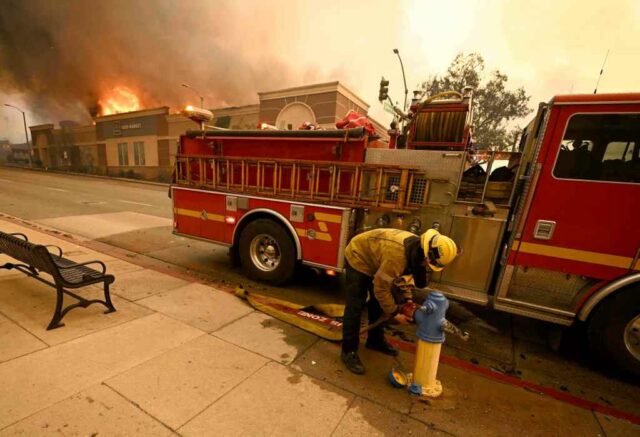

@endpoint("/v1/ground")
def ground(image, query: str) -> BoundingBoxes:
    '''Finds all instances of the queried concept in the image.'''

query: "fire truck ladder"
[175,155,431,210]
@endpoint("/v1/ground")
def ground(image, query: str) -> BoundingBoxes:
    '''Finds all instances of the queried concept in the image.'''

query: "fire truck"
[171,91,640,377]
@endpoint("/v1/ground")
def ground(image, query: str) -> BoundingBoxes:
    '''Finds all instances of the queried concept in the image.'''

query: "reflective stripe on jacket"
[345,228,416,315]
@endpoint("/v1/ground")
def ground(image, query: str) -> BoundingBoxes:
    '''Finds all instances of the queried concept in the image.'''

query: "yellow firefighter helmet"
[420,229,459,272]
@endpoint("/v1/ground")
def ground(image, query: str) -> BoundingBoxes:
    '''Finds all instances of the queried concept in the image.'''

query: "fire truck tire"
[238,219,296,285]
[587,286,640,378]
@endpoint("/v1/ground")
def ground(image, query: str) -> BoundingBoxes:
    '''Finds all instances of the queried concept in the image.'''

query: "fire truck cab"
[171,92,640,377]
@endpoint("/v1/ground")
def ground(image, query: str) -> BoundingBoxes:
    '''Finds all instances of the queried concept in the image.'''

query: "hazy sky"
[283,0,640,124]
[1,0,639,142]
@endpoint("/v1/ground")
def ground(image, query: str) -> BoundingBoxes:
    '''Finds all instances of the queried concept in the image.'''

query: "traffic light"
[378,77,390,102]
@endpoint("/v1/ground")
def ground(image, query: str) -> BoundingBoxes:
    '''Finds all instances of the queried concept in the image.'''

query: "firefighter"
[341,228,458,375]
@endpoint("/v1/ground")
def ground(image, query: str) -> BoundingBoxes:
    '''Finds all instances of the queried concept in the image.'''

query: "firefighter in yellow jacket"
[341,228,458,374]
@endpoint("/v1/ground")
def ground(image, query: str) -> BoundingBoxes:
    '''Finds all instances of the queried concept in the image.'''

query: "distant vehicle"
[171,91,640,378]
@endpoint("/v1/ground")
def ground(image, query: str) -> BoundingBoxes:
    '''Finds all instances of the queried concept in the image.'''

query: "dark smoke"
[0,0,303,123]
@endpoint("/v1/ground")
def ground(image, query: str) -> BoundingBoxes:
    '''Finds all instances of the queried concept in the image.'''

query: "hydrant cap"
[426,291,446,303]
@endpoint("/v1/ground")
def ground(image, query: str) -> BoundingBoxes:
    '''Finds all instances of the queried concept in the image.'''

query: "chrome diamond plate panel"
[365,149,464,181]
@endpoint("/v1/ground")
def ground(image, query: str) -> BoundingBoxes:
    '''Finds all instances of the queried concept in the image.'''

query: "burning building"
[28,81,387,181]
[30,107,192,181]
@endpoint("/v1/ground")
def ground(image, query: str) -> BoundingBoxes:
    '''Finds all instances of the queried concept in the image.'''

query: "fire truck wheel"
[239,219,296,285]
[587,286,640,378]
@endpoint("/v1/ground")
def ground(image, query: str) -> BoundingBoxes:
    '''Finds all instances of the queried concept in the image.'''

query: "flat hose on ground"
[235,286,390,341]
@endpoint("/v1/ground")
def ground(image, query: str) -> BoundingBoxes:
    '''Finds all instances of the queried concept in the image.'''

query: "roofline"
[95,106,170,122]
[66,125,96,132]
[258,81,340,97]
[211,104,260,117]
[258,81,370,110]
[29,124,55,131]
[210,103,260,111]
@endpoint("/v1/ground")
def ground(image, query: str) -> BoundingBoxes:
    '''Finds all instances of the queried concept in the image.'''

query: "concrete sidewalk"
[0,220,638,436]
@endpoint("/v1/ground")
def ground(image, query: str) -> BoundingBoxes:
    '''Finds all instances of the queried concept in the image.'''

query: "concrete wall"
[107,165,168,181]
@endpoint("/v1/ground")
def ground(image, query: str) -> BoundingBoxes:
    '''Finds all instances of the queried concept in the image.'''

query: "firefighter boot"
[341,351,365,375]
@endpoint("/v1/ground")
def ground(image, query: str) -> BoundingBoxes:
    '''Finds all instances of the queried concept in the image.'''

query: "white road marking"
[118,199,154,207]
[45,187,69,192]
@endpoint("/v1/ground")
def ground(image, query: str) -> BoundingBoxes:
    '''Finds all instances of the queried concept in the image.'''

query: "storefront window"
[134,141,145,166]
[118,142,128,166]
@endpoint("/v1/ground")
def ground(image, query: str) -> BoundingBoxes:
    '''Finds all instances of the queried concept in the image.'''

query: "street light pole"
[393,48,409,113]
[181,83,205,108]
[4,104,33,168]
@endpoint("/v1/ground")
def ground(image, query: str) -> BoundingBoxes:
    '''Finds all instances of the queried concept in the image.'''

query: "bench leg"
[47,286,65,330]
[103,283,116,314]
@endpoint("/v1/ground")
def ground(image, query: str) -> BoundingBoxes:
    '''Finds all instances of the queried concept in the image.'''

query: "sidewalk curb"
[1,213,639,426]
[0,213,234,294]
[0,164,169,188]
[385,337,640,426]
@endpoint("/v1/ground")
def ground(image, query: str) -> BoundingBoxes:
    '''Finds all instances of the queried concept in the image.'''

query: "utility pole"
[4,104,33,168]
[181,83,205,108]
[393,48,409,113]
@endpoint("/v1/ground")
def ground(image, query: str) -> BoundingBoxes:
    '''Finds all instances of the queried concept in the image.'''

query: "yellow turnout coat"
[345,229,418,314]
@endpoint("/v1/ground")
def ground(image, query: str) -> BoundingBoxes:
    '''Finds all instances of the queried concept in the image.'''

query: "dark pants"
[342,262,385,354]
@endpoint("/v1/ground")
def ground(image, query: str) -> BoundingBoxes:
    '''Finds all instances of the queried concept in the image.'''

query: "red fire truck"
[171,91,640,376]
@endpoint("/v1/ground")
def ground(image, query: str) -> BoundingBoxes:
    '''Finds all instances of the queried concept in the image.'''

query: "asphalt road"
[0,167,342,305]
[1,166,638,417]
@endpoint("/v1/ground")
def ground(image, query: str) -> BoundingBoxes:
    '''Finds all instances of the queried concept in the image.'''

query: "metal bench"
[0,230,116,330]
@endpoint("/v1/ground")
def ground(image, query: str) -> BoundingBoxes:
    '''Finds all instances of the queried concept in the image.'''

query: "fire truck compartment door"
[438,215,505,297]
[173,188,227,243]
[512,106,640,281]
[173,188,203,238]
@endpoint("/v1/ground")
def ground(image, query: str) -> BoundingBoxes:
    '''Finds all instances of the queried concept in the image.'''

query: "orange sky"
[264,0,640,125]
[1,0,639,141]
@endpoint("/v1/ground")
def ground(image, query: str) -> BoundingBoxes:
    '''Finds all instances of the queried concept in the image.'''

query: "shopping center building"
[29,81,388,181]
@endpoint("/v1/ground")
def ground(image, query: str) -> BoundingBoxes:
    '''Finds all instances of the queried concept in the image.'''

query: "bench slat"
[0,230,116,330]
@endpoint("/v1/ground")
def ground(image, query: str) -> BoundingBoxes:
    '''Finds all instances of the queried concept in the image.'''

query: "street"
[0,166,638,421]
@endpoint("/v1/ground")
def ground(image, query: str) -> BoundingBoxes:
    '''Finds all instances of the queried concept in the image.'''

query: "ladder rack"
[174,155,431,210]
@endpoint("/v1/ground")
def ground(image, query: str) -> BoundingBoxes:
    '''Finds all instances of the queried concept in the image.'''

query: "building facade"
[97,107,183,181]
[27,81,388,181]
[258,81,383,133]
[30,109,193,181]
[0,140,30,163]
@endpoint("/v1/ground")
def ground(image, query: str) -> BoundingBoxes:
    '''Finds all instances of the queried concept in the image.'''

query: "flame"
[98,86,141,116]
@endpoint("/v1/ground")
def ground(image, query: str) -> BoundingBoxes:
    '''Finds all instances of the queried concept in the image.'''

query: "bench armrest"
[9,233,28,241]
[58,260,107,275]
[44,245,63,258]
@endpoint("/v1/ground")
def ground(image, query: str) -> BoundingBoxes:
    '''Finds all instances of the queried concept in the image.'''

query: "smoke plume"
[0,0,304,125]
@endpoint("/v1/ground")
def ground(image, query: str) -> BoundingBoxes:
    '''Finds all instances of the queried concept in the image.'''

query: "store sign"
[113,121,142,137]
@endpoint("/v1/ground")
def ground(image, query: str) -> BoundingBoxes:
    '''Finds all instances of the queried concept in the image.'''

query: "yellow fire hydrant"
[408,291,468,398]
